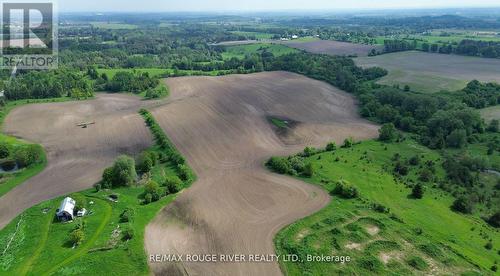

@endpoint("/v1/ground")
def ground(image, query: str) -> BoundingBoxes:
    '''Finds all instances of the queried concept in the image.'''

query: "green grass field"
[221,43,298,60]
[0,187,177,275]
[274,139,498,275]
[288,36,321,42]
[480,106,500,123]
[230,31,274,39]
[355,51,500,93]
[90,22,138,30]
[375,69,469,93]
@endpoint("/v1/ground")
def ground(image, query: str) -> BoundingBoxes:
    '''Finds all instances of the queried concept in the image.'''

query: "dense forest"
[4,70,93,100]
[382,38,500,58]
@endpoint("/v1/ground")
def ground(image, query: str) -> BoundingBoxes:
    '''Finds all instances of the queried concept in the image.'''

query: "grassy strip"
[17,210,52,276]
[268,117,289,129]
[221,43,298,60]
[139,109,196,183]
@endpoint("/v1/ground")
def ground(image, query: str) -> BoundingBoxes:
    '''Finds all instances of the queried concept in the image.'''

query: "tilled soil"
[145,71,379,276]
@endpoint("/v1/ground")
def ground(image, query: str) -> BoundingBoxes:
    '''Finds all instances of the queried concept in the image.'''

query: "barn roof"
[57,197,75,215]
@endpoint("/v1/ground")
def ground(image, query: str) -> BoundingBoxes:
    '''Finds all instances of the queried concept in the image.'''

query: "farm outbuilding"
[56,197,76,221]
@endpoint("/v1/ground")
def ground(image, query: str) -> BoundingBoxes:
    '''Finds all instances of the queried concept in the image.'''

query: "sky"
[59,0,500,12]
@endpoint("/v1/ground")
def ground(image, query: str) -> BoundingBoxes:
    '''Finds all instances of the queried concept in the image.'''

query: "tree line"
[4,70,93,100]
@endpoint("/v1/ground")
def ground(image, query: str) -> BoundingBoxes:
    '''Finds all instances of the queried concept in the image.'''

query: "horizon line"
[58,6,500,14]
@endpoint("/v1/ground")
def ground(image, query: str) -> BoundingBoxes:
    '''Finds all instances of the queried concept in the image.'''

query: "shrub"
[102,155,137,187]
[144,180,162,203]
[287,156,305,174]
[164,176,182,194]
[372,203,390,213]
[302,163,314,177]
[266,157,291,174]
[411,183,424,199]
[145,85,168,99]
[70,193,87,212]
[394,161,409,176]
[451,196,474,214]
[487,119,499,132]
[144,193,153,204]
[73,219,86,230]
[0,143,9,158]
[14,145,43,168]
[101,167,113,189]
[325,142,336,151]
[302,147,316,157]
[170,152,185,165]
[342,137,354,148]
[378,123,397,141]
[331,180,359,199]
[487,212,500,228]
[70,229,85,245]
[418,243,442,258]
[419,169,432,182]
[93,183,101,192]
[0,159,16,171]
[409,155,420,166]
[485,241,493,250]
[357,255,383,272]
[135,151,155,174]
[406,256,428,270]
[120,207,135,223]
[177,164,191,181]
[446,129,467,148]
[122,226,135,240]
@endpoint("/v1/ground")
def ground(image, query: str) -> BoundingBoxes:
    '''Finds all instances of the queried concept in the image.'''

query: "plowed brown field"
[145,71,379,275]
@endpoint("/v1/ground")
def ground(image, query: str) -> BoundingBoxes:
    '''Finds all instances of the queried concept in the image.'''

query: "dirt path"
[0,94,153,229]
[145,72,379,275]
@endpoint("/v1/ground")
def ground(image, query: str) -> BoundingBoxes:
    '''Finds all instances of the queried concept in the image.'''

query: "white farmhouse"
[56,197,76,221]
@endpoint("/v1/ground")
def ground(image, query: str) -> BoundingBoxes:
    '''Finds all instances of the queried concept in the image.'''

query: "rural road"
[0,94,153,229]
[145,72,379,275]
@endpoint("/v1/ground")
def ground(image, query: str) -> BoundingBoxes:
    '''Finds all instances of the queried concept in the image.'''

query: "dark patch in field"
[266,115,301,144]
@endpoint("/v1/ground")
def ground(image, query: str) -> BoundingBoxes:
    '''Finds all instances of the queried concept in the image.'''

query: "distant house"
[291,35,298,39]
[0,90,4,98]
[56,197,76,221]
